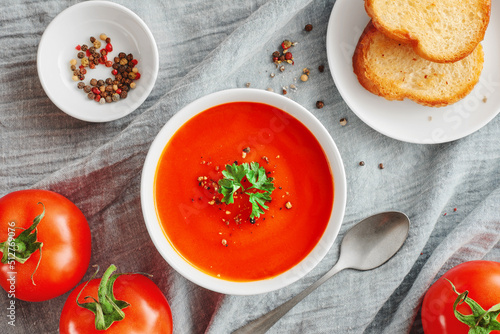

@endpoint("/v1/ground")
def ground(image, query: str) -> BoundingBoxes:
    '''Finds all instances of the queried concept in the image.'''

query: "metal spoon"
[233,211,410,334]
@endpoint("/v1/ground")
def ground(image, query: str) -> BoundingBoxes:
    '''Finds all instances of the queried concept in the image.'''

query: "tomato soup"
[154,102,334,281]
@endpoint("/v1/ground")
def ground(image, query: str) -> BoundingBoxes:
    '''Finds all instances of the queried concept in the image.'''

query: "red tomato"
[421,260,500,334]
[59,270,173,334]
[0,189,91,302]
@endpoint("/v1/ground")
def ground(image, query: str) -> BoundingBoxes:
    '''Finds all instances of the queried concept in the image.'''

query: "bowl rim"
[36,1,159,122]
[141,88,347,295]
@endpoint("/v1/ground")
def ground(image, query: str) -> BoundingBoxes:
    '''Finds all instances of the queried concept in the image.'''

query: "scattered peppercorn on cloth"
[1,0,500,333]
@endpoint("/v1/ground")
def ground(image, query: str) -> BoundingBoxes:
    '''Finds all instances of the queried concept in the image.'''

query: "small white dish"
[141,88,347,295]
[37,1,159,122]
[326,0,500,144]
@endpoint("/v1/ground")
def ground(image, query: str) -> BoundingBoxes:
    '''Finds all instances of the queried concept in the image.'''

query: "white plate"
[326,0,500,144]
[37,1,159,122]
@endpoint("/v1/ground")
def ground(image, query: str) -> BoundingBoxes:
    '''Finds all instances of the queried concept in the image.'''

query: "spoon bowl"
[338,211,410,271]
[233,211,410,334]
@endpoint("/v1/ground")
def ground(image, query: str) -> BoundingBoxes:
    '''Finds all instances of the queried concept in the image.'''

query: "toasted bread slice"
[353,22,484,107]
[365,0,490,63]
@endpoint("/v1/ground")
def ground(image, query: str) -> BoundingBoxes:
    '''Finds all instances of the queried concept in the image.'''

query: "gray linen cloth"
[1,0,500,333]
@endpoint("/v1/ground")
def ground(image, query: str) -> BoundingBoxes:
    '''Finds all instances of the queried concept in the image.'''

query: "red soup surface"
[154,102,334,281]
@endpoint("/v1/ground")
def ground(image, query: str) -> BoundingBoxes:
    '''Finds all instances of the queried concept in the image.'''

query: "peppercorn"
[99,33,107,41]
[77,82,85,89]
[89,62,95,69]
[72,75,79,81]
[94,94,101,102]
[93,40,101,49]
[281,40,292,49]
[70,65,76,71]
[105,95,112,103]
[97,79,104,87]
[130,82,136,89]
[118,52,126,59]
[305,24,313,32]
[119,58,128,66]
[87,92,95,100]
[90,36,96,43]
[128,72,136,80]
[89,46,95,53]
[77,52,84,59]
[70,59,77,66]
[285,52,293,60]
[112,93,120,102]
[316,101,324,109]
[83,85,91,93]
[359,161,365,166]
[81,44,88,51]
[318,65,325,72]
[379,163,384,169]
[81,58,89,67]
[120,91,128,99]
[300,74,308,82]
[126,53,133,61]
[105,37,111,44]
[339,118,347,126]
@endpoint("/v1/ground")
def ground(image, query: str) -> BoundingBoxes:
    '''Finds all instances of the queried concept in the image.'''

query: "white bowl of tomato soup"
[141,88,346,295]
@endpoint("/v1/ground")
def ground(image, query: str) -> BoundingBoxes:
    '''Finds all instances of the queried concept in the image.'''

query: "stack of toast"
[353,0,491,107]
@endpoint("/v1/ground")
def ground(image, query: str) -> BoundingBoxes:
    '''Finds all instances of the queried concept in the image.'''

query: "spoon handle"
[232,263,346,334]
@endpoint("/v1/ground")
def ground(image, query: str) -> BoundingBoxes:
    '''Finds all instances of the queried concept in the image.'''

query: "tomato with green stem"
[59,265,173,334]
[422,260,500,334]
[0,189,91,302]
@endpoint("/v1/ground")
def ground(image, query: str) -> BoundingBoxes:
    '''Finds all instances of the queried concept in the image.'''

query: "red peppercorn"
[81,68,87,75]
[98,57,105,64]
[131,59,138,65]
[135,73,141,80]
[89,63,95,69]
[102,54,108,62]
[94,94,101,102]
[285,52,293,60]
[92,87,100,95]
[86,49,91,57]
[106,43,113,52]
[105,60,113,67]
[111,69,118,75]
[116,88,122,94]
[75,45,81,50]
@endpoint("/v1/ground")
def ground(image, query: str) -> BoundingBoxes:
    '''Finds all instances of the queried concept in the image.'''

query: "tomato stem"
[447,279,500,333]
[77,265,131,331]
[0,202,44,285]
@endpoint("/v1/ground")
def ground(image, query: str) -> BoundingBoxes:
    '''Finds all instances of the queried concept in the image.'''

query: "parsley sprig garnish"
[218,162,275,220]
